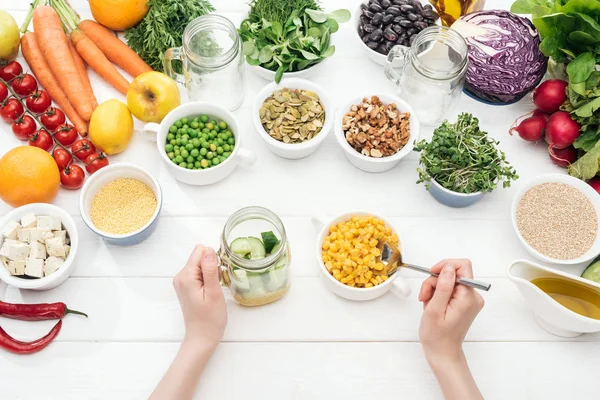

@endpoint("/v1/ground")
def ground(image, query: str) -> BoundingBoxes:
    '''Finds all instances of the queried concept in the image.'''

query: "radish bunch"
[510,79,581,168]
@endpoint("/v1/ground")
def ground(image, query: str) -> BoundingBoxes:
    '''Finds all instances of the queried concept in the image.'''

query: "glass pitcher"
[163,15,246,111]
[384,26,468,126]
[219,206,291,307]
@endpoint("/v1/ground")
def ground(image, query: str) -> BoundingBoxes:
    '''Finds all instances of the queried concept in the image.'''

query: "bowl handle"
[310,214,329,230]
[142,123,161,142]
[390,277,411,298]
[237,148,256,166]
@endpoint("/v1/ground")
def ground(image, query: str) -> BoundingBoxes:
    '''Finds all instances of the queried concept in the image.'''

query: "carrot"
[32,6,93,121]
[78,20,152,78]
[70,29,130,95]
[67,35,97,110]
[21,32,89,137]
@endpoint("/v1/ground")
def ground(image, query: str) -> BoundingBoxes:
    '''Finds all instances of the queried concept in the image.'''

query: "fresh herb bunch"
[125,0,215,72]
[415,113,519,194]
[239,0,350,83]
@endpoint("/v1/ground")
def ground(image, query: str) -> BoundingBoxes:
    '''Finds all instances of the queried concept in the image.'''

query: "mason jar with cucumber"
[219,206,290,306]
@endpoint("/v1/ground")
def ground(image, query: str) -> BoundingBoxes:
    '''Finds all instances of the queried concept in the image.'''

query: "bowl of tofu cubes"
[0,203,77,290]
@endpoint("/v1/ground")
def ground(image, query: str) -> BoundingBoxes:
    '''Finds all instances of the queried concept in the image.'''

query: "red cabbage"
[452,10,548,105]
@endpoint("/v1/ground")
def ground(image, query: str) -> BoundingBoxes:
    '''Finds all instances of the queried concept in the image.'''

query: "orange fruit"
[0,146,60,208]
[89,0,149,31]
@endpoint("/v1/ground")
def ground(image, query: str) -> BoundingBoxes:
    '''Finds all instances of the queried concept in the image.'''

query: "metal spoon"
[374,241,491,291]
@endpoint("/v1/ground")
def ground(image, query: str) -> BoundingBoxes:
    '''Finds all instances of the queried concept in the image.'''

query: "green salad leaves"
[239,0,350,83]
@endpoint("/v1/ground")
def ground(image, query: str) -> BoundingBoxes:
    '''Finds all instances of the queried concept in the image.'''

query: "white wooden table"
[1,1,598,399]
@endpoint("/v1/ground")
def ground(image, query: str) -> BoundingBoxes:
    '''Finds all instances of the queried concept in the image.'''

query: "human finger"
[431,259,473,279]
[418,276,438,303]
[200,247,222,297]
[427,264,456,315]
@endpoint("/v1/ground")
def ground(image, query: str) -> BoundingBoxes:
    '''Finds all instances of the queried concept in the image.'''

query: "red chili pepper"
[0,301,88,321]
[0,320,62,355]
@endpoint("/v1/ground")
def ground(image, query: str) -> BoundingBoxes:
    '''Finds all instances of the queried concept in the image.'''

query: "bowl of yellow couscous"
[315,212,411,301]
[79,163,162,246]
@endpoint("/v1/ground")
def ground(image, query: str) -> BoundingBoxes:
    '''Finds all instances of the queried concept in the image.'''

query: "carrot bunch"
[20,0,152,135]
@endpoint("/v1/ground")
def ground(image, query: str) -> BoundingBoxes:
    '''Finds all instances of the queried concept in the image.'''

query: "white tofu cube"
[45,237,66,258]
[37,216,61,231]
[2,221,21,240]
[17,228,35,243]
[25,258,44,278]
[64,245,70,258]
[52,230,67,245]
[21,213,37,229]
[29,241,47,259]
[8,243,30,262]
[30,229,54,244]
[8,260,25,276]
[44,256,64,276]
[0,239,18,258]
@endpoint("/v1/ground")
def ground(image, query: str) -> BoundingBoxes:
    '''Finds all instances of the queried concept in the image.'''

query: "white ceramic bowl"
[334,94,420,173]
[248,59,331,81]
[252,78,333,159]
[314,211,411,301]
[511,174,600,265]
[143,102,256,185]
[428,179,485,208]
[79,163,162,246]
[0,203,78,290]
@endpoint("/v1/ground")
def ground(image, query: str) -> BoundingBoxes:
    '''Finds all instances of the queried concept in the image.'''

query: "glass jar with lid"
[219,206,291,307]
[163,14,246,111]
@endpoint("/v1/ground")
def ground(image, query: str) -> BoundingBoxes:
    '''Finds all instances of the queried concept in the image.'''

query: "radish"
[533,79,568,113]
[545,111,581,149]
[509,116,546,141]
[532,109,550,121]
[548,145,577,168]
[589,177,600,195]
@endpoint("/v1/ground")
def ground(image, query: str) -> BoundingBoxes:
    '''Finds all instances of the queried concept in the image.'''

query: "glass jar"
[429,0,486,26]
[384,26,468,126]
[219,206,291,307]
[163,15,246,111]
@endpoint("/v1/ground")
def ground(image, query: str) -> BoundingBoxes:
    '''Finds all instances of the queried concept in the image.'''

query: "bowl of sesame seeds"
[511,174,600,265]
[79,163,162,246]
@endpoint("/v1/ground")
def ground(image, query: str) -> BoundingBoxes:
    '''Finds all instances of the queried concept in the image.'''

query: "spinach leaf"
[567,52,596,83]
[569,139,600,179]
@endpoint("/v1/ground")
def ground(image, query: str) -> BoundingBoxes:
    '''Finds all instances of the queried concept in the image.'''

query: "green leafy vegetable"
[239,0,349,83]
[125,0,215,72]
[415,113,518,194]
[569,140,600,179]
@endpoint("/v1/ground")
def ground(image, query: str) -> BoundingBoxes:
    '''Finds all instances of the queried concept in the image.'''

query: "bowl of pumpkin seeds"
[252,78,333,159]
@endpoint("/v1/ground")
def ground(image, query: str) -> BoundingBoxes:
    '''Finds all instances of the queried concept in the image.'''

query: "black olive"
[393,16,403,23]
[416,14,424,21]
[383,28,398,41]
[400,4,414,12]
[392,24,404,34]
[358,25,365,36]
[407,27,417,36]
[386,5,401,15]
[362,35,371,44]
[423,10,438,19]
[367,41,379,50]
[360,16,371,25]
[371,12,383,25]
[381,0,392,8]
[370,28,384,41]
[399,19,413,28]
[414,21,428,30]
[369,3,383,13]
[363,23,376,33]
[407,13,418,21]
[382,14,394,24]
[363,9,375,18]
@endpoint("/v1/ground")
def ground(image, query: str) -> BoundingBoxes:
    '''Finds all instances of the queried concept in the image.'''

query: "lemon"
[0,11,20,61]
[89,100,134,155]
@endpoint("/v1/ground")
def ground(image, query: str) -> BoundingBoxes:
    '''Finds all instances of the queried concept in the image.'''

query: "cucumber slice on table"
[582,256,600,284]
[248,236,266,259]
[230,238,251,257]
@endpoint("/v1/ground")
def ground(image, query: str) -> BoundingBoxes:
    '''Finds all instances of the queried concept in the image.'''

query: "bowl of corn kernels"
[315,212,411,301]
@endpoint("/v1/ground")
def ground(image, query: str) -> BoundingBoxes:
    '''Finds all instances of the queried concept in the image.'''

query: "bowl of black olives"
[354,0,440,65]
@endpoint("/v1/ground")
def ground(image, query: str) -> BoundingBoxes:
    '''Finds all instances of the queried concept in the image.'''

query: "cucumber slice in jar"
[261,231,280,253]
[232,269,250,291]
[248,236,266,259]
[231,238,251,257]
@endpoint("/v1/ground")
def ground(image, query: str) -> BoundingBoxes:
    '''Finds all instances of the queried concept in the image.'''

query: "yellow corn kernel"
[365,283,374,288]
[365,270,373,280]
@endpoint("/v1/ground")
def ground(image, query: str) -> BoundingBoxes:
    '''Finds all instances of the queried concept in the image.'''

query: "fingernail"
[442,264,454,275]
[202,248,216,262]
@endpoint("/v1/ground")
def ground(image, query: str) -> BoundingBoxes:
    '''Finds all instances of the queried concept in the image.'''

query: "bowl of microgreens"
[239,0,351,83]
[415,113,519,208]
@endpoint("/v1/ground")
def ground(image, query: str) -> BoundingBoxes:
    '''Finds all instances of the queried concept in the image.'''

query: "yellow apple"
[127,71,181,123]
[0,11,20,61]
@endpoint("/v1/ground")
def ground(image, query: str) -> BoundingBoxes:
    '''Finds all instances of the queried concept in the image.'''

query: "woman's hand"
[173,245,227,351]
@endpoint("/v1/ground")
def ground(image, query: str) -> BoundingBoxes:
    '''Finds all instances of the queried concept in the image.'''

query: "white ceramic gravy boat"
[508,259,600,337]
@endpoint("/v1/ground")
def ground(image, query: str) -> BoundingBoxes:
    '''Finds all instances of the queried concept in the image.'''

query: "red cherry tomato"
[12,115,37,141]
[29,129,53,151]
[60,164,85,190]
[85,153,109,174]
[26,90,52,114]
[0,98,24,123]
[11,74,38,96]
[53,123,78,147]
[41,107,66,131]
[71,139,96,161]
[0,61,23,82]
[52,147,73,171]
[0,83,7,102]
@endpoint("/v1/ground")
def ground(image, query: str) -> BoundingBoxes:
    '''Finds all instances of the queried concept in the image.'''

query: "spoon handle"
[403,263,491,291]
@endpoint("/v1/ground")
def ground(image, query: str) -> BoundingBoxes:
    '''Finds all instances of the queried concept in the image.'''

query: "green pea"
[175,120,183,128]
[200,115,209,123]
[175,138,181,146]
[223,144,231,152]
[208,143,216,151]
[202,128,210,134]
[167,133,174,141]
[165,144,173,152]
[174,150,181,157]
[216,146,223,155]
[219,156,226,163]
[200,159,209,168]
[205,122,214,131]
[170,139,177,146]
[191,121,199,129]
[181,149,189,158]
[179,162,187,168]
[206,152,214,160]
[216,138,224,146]
[167,152,175,159]
[222,152,231,158]
[201,141,210,149]
[181,117,189,125]
[186,156,194,163]
[194,161,201,168]
[227,138,235,145]
[218,121,227,130]
[192,116,200,123]
[198,122,205,129]
[190,130,199,138]
[169,125,177,133]
[180,138,188,146]
[175,155,183,163]
[190,149,199,157]
[200,148,208,156]
[208,133,215,140]
[212,158,220,166]
[210,120,216,125]
[214,125,221,133]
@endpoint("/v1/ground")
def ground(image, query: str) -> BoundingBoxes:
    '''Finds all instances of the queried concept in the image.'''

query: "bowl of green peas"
[144,102,256,185]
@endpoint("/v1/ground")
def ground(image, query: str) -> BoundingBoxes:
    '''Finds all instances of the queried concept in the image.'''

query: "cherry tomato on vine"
[0,61,23,82]
[52,147,73,171]
[29,129,53,151]
[11,74,38,96]
[85,153,109,174]
[0,98,24,123]
[0,83,7,102]
[41,107,66,131]
[26,90,52,114]
[12,115,37,141]
[71,139,96,161]
[53,124,78,147]
[60,164,85,190]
